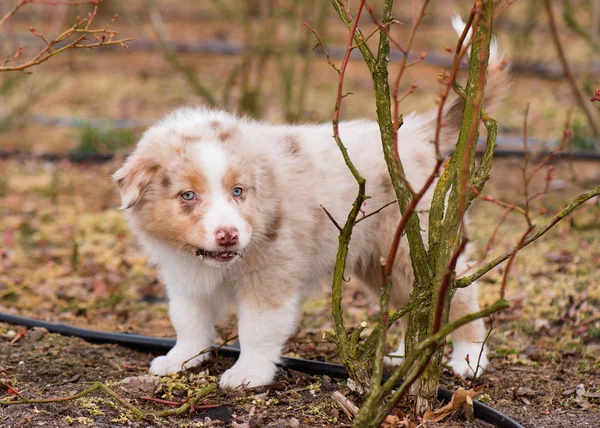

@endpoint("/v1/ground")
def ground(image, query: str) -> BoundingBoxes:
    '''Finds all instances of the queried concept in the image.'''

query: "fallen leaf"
[63,374,82,384]
[382,410,417,427]
[423,386,484,423]
[119,375,160,396]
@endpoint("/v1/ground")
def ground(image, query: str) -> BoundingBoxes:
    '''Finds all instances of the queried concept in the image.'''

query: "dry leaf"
[382,410,417,427]
[119,375,160,396]
[423,386,484,423]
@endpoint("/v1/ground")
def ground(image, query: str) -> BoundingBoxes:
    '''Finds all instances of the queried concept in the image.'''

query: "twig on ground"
[0,380,217,420]
[332,390,359,420]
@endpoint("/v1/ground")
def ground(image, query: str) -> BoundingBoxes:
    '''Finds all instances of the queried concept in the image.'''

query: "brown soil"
[0,158,599,427]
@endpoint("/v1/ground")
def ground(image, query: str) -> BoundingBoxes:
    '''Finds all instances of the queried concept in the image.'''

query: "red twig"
[140,396,187,407]
[383,4,474,276]
[356,199,397,224]
[477,206,513,263]
[521,104,533,226]
[333,0,366,137]
[320,204,343,231]
[364,5,406,54]
[432,239,468,334]
[385,167,439,275]
[0,0,102,28]
[390,1,429,156]
[0,4,129,73]
[434,6,476,158]
[304,22,339,73]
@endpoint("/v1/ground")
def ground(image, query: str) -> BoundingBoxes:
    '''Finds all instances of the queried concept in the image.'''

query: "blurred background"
[1,0,600,155]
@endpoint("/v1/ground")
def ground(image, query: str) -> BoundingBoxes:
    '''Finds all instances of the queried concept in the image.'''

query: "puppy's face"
[113,133,257,267]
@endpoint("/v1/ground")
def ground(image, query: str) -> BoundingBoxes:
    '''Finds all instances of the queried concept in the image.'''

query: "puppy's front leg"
[219,292,299,389]
[150,290,217,376]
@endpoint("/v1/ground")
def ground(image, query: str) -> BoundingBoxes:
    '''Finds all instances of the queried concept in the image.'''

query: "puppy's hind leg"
[447,284,488,379]
[358,247,412,368]
[383,316,408,366]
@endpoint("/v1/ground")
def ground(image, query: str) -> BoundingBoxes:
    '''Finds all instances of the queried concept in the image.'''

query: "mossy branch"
[330,1,432,291]
[0,382,144,419]
[326,0,371,386]
[351,298,509,427]
[0,380,216,421]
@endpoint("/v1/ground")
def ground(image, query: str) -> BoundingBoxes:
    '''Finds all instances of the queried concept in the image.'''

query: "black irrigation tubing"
[11,35,589,80]
[2,144,599,165]
[1,113,598,162]
[0,312,524,427]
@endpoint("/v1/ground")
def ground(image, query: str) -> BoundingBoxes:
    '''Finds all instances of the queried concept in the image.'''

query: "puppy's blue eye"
[232,187,243,197]
[181,191,196,201]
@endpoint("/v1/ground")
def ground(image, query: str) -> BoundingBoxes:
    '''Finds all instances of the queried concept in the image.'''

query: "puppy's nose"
[215,227,239,247]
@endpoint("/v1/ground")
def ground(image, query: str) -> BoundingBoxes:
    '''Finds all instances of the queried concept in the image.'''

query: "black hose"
[0,312,524,427]
[10,35,593,81]
[2,131,599,164]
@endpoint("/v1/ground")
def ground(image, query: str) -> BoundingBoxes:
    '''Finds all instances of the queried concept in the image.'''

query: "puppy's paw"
[149,351,209,376]
[219,359,277,389]
[448,341,488,379]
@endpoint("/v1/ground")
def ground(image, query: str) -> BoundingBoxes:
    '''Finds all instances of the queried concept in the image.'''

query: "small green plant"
[72,126,137,155]
[569,119,598,151]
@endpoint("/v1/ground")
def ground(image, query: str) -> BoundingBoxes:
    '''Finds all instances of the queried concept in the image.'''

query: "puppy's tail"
[438,15,510,148]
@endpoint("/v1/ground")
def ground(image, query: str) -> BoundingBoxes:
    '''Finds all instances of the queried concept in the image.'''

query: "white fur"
[220,294,300,389]
[448,341,489,379]
[195,143,251,253]
[452,14,502,67]
[116,18,509,389]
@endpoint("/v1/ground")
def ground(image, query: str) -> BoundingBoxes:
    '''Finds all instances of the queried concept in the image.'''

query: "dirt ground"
[0,158,598,427]
[1,1,600,427]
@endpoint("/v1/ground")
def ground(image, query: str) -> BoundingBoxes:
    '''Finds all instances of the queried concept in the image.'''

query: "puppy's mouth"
[195,248,239,263]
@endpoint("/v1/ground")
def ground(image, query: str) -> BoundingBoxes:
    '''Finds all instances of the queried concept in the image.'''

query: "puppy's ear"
[113,155,160,209]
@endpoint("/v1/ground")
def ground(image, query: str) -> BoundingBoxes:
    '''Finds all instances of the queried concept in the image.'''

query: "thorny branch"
[326,0,370,384]
[0,3,130,73]
[0,1,100,28]
[465,115,574,277]
[455,182,600,289]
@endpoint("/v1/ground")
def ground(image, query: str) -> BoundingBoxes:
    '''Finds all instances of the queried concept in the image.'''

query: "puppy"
[113,22,508,388]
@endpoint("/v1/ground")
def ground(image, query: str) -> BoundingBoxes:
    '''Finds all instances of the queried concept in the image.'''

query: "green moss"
[110,413,130,424]
[476,394,492,403]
